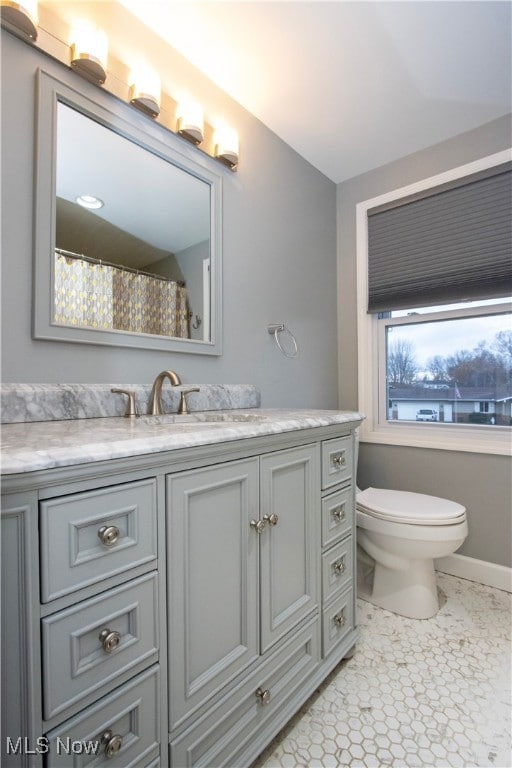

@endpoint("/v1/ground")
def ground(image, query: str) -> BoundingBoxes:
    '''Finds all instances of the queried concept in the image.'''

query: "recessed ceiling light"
[76,194,104,209]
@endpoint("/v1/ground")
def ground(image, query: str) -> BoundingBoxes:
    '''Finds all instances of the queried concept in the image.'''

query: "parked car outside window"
[416,409,438,421]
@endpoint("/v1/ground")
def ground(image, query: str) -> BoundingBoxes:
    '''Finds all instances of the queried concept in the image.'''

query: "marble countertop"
[1,409,363,475]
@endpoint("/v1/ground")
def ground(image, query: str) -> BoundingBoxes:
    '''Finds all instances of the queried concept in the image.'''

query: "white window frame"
[356,149,512,456]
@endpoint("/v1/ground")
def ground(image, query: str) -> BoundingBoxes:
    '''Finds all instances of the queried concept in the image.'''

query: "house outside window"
[356,150,512,456]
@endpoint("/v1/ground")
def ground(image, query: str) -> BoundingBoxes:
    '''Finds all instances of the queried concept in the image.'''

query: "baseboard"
[435,553,512,593]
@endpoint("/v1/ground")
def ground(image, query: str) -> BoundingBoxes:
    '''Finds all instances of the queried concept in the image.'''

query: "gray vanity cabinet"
[1,417,361,768]
[167,444,319,733]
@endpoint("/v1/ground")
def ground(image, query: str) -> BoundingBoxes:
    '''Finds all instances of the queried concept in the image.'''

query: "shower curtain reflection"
[54,252,190,337]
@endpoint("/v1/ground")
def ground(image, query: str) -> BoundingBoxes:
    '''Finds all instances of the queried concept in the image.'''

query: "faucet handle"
[178,388,200,415]
[111,388,139,418]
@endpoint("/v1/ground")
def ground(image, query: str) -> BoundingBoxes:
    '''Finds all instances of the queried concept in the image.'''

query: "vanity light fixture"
[70,22,108,85]
[76,194,104,210]
[213,125,239,171]
[129,66,161,118]
[0,0,38,40]
[176,99,204,145]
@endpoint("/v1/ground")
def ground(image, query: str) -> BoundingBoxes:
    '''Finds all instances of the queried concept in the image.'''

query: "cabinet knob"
[100,729,123,758]
[332,452,346,469]
[263,513,279,526]
[333,558,346,575]
[250,519,267,534]
[98,525,120,547]
[333,611,346,627]
[332,505,346,522]
[99,628,121,653]
[255,687,271,705]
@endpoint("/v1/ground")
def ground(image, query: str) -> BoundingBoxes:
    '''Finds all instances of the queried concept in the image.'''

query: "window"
[380,299,511,428]
[356,150,512,455]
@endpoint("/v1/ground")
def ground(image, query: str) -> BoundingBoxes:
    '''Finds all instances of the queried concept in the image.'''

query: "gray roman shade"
[367,163,512,313]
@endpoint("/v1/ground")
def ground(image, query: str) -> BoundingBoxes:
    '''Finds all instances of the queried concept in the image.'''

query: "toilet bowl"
[356,487,467,619]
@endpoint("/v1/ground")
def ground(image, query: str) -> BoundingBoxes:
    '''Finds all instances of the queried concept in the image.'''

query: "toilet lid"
[356,487,466,525]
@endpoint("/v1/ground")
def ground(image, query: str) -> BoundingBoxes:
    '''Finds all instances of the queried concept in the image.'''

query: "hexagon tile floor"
[252,573,511,768]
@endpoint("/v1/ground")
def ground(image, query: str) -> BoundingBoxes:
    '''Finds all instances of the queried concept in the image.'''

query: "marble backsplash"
[1,383,261,424]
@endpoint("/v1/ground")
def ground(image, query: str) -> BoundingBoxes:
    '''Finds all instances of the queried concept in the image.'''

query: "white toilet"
[356,488,467,619]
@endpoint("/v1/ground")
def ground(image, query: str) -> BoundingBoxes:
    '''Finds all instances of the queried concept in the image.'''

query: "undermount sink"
[196,412,269,423]
[137,411,269,427]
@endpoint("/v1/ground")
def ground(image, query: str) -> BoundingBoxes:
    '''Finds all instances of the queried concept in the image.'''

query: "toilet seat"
[356,487,466,526]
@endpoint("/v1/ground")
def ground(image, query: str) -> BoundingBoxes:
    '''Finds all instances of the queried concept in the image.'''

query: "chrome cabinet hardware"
[178,387,200,415]
[251,514,278,533]
[100,729,123,758]
[332,505,346,521]
[98,525,120,547]
[99,628,121,653]
[332,558,346,575]
[332,452,346,469]
[255,687,271,705]
[333,611,346,627]
[250,518,267,534]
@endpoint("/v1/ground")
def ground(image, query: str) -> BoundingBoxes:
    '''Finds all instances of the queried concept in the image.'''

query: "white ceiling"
[120,0,511,184]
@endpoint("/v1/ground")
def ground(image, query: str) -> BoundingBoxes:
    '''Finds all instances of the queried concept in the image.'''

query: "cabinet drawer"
[170,616,320,768]
[322,586,354,657]
[322,538,353,604]
[321,486,353,548]
[45,666,160,768]
[42,572,158,719]
[321,436,352,490]
[40,479,157,602]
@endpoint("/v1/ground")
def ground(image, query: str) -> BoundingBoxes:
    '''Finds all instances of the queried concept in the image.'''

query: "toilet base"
[357,554,439,619]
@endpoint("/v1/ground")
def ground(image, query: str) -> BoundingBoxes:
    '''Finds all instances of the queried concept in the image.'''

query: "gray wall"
[3,27,510,567]
[1,29,338,409]
[337,115,512,568]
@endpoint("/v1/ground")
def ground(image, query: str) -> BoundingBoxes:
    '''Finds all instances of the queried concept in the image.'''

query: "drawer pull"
[100,729,123,758]
[333,611,346,628]
[263,513,279,526]
[332,505,346,522]
[255,686,271,705]
[250,519,267,534]
[333,558,346,575]
[332,452,346,469]
[99,628,121,653]
[98,525,120,547]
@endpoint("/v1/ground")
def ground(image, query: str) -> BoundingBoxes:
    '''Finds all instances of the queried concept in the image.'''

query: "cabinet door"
[167,458,259,730]
[260,445,319,653]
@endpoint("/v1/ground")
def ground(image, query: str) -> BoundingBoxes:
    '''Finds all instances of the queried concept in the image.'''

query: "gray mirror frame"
[33,69,223,355]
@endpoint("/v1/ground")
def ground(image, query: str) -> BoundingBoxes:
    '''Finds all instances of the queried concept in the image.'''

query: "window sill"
[359,422,511,456]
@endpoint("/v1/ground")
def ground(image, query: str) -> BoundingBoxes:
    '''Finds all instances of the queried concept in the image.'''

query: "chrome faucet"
[148,370,182,415]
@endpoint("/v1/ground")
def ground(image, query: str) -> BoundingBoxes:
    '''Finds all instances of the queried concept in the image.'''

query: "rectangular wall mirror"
[34,69,222,355]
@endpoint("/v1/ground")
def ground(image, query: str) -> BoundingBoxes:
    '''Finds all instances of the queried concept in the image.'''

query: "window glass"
[385,304,511,426]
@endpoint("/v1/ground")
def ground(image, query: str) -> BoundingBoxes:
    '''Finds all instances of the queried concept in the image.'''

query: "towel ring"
[268,323,298,358]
